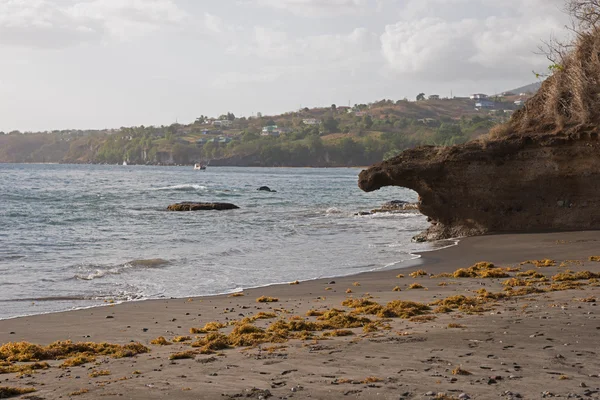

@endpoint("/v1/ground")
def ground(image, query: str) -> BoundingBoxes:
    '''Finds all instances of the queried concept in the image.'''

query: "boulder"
[258,186,277,192]
[167,202,239,211]
[371,200,419,214]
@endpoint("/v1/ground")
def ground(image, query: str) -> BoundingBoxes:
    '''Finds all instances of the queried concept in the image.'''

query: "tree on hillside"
[416,93,426,101]
[195,116,207,124]
[331,104,337,111]
[362,115,373,129]
[322,116,340,133]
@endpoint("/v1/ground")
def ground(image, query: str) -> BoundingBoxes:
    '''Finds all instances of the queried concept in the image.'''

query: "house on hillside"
[475,100,495,109]
[428,95,440,100]
[302,118,320,125]
[261,125,281,137]
[337,106,352,113]
[470,93,488,100]
[514,100,525,107]
[212,120,233,128]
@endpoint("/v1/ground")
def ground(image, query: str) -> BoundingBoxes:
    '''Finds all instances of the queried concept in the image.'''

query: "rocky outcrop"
[167,202,239,211]
[371,200,419,214]
[359,28,600,241]
[258,186,277,192]
[358,132,600,240]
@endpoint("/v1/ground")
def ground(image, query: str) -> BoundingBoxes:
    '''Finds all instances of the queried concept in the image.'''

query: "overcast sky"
[0,0,571,132]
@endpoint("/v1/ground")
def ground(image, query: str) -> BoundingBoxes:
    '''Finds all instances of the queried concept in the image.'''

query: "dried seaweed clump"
[322,329,354,337]
[190,322,226,334]
[256,296,279,303]
[521,259,556,268]
[430,295,484,314]
[409,270,428,278]
[169,351,196,360]
[228,324,285,347]
[341,298,383,316]
[172,336,192,343]
[408,283,425,289]
[191,332,230,354]
[0,341,149,363]
[0,386,36,398]
[150,336,172,346]
[517,270,546,278]
[378,300,431,319]
[590,256,600,262]
[318,311,371,329]
[89,370,111,378]
[452,262,509,278]
[552,270,599,281]
[61,355,97,368]
[0,362,49,375]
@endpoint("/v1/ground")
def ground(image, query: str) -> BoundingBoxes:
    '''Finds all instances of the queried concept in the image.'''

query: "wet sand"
[1,231,599,399]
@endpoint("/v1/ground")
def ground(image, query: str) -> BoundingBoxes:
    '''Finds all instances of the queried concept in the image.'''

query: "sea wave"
[154,184,207,191]
[74,258,170,281]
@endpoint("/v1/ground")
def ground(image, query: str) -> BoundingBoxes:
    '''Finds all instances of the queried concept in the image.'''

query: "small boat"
[194,163,206,170]
[122,161,128,166]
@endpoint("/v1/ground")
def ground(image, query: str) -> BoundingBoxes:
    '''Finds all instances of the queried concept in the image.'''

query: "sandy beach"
[1,231,600,400]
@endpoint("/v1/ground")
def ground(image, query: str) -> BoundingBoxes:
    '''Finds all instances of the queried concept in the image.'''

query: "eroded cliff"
[359,131,600,240]
[359,27,600,240]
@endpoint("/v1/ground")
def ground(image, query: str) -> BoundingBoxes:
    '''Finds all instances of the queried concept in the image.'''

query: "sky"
[0,0,572,132]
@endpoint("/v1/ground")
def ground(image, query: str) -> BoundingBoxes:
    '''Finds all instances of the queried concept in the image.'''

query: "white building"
[302,118,320,125]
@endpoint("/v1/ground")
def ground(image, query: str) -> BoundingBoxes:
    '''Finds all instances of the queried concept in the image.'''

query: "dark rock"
[167,202,239,211]
[370,200,419,214]
[258,186,277,192]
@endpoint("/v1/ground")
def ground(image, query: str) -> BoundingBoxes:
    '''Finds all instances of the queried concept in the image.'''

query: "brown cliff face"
[359,131,600,240]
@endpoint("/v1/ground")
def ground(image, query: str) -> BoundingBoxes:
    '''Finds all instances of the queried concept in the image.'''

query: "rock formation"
[167,202,239,211]
[359,29,600,240]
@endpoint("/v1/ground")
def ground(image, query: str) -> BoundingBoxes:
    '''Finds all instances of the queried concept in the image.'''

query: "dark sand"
[1,231,599,399]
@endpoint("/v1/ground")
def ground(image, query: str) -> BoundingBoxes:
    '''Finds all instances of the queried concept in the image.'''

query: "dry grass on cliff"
[488,28,600,139]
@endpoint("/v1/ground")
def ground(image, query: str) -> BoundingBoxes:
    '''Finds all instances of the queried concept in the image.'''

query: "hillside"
[0,94,532,167]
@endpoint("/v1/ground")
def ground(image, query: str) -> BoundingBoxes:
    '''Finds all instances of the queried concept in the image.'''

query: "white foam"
[154,184,207,191]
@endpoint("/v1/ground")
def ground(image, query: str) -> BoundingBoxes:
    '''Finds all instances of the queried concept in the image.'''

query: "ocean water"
[0,164,444,320]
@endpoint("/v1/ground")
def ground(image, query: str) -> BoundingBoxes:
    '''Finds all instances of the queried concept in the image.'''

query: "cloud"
[247,0,369,17]
[0,0,188,49]
[216,26,381,88]
[381,0,570,81]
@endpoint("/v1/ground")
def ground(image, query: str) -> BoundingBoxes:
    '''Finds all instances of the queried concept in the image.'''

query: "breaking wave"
[154,184,207,191]
[74,258,170,281]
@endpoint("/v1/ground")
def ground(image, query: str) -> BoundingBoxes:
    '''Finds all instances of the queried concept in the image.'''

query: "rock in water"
[258,186,276,192]
[167,202,239,211]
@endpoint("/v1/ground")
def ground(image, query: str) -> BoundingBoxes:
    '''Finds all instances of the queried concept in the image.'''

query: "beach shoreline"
[1,230,599,399]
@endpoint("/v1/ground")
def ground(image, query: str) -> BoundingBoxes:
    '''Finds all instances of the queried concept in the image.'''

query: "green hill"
[0,96,525,167]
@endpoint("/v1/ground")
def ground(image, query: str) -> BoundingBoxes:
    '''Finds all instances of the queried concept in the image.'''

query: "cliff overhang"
[359,131,600,240]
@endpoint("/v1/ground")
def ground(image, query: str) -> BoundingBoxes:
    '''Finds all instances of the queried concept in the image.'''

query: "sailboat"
[123,161,128,166]
[193,163,206,170]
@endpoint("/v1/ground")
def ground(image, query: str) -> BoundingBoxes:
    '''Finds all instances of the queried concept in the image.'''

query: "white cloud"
[0,0,188,48]
[247,0,369,17]
[381,0,570,81]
